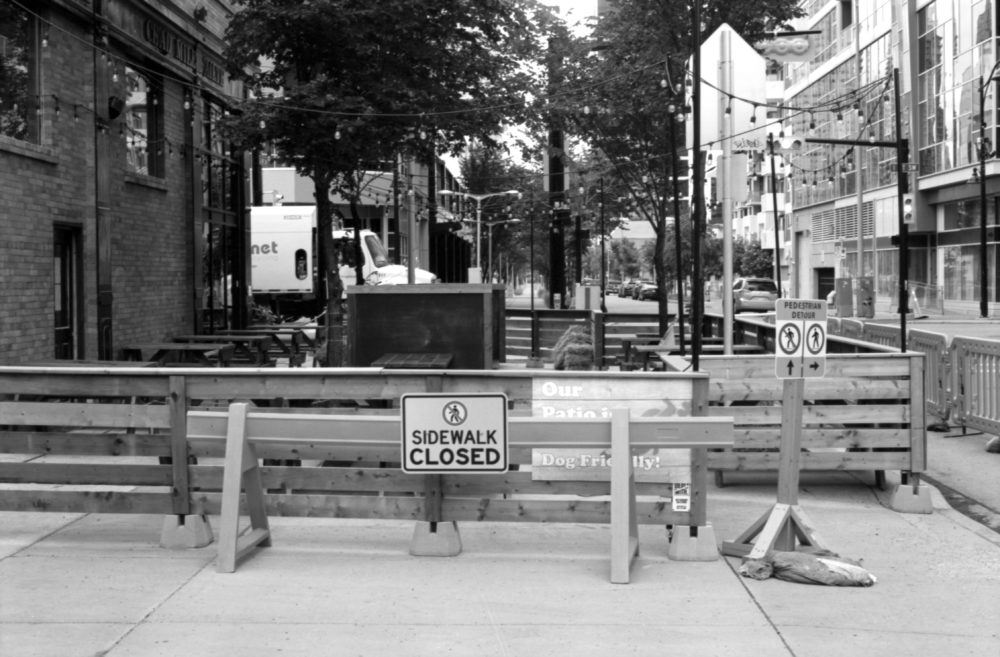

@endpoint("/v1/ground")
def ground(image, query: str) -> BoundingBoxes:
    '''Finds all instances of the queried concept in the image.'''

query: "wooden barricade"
[0,365,731,558]
[194,402,733,582]
[0,371,214,546]
[699,353,930,512]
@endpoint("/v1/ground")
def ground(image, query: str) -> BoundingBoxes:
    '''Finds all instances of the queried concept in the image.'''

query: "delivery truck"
[250,205,435,314]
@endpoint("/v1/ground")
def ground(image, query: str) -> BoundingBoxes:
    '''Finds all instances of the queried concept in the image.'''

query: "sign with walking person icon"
[775,299,826,378]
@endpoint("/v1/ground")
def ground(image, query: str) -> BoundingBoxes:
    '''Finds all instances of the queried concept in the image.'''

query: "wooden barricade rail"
[192,403,733,582]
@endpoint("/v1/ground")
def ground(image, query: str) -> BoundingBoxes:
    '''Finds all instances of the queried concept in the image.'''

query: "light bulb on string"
[749,104,757,125]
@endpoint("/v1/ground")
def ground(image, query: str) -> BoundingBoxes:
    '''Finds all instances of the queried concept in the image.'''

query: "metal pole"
[691,0,703,371]
[768,133,783,298]
[980,74,990,319]
[893,67,908,352]
[475,199,482,276]
[670,120,686,356]
[600,177,607,312]
[720,29,734,355]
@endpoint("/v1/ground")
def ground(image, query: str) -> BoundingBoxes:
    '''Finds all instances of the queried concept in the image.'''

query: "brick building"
[0,0,249,363]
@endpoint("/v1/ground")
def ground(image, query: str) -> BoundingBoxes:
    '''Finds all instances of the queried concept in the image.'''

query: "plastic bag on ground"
[739,548,876,587]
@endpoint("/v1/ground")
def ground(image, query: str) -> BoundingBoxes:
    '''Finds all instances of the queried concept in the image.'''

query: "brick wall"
[0,3,234,364]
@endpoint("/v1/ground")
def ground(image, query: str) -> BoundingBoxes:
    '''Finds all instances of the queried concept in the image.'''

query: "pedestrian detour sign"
[775,298,826,379]
[401,393,508,474]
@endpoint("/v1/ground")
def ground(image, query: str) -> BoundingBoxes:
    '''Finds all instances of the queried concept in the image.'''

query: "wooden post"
[721,378,826,558]
[168,376,189,516]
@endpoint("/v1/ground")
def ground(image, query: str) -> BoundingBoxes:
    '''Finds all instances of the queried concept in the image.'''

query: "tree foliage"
[221,0,556,361]
[734,236,777,278]
[554,0,802,329]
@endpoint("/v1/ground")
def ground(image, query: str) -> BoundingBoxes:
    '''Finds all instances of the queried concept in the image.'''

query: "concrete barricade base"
[159,514,214,548]
[409,521,462,556]
[666,523,720,561]
[889,483,933,514]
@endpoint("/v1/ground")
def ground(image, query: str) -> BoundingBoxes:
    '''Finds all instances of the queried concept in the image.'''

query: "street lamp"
[438,189,520,283]
[976,62,1000,318]
[483,217,521,283]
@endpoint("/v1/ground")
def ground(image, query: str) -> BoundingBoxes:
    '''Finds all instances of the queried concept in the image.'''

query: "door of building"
[816,267,835,300]
[53,225,82,359]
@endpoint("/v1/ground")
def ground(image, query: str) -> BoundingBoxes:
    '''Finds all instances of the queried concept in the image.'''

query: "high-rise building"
[780,0,996,317]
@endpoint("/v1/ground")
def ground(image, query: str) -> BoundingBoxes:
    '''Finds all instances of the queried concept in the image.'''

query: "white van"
[250,206,435,297]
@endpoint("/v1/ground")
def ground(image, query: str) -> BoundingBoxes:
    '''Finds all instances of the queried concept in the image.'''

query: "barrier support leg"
[217,403,272,573]
[410,475,461,556]
[160,514,213,548]
[889,472,933,514]
[668,448,720,561]
[610,408,639,583]
[668,523,720,561]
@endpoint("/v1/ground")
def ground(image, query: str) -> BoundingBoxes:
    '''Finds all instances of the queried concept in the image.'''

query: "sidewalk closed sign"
[775,299,827,379]
[401,393,508,474]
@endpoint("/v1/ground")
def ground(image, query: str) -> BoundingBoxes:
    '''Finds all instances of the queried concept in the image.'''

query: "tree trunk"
[315,174,344,366]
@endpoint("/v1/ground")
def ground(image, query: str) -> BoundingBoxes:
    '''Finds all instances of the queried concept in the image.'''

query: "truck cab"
[333,229,436,287]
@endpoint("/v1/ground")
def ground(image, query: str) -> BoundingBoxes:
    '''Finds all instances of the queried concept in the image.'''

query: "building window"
[122,65,163,176]
[917,0,998,175]
[0,3,39,143]
[200,94,243,331]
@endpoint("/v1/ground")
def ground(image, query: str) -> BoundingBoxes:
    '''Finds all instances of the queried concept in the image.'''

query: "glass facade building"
[780,0,997,315]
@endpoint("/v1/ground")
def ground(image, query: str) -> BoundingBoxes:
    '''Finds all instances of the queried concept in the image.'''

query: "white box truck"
[250,206,435,312]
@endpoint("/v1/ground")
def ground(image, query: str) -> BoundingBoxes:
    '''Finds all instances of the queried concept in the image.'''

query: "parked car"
[619,280,638,298]
[637,281,658,300]
[606,279,622,295]
[733,277,779,312]
[631,280,654,300]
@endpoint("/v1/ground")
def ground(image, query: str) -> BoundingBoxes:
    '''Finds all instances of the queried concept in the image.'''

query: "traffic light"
[902,193,915,225]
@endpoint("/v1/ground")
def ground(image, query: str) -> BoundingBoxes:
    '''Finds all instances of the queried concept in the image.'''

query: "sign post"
[722,299,828,558]
[401,393,508,557]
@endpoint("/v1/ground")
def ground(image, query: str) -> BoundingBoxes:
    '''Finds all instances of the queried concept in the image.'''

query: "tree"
[554,0,802,331]
[222,0,554,363]
[734,236,776,278]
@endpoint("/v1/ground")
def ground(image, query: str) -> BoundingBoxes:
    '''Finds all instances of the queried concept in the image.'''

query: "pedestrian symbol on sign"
[443,402,467,425]
[779,324,801,355]
[807,325,824,354]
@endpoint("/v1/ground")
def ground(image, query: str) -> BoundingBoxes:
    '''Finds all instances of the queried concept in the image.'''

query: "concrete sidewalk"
[2,473,998,657]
